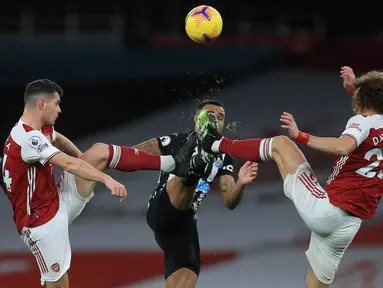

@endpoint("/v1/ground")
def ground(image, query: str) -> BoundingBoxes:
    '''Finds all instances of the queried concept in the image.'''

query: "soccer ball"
[185,5,223,44]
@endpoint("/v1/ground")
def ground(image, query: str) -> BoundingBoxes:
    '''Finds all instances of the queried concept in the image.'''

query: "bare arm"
[281,112,358,156]
[289,67,359,156]
[49,152,110,183]
[306,135,357,156]
[219,175,245,210]
[53,132,82,157]
[133,138,161,155]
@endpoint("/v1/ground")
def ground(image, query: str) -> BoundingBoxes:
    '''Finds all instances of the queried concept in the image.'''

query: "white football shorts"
[20,171,94,285]
[283,162,362,284]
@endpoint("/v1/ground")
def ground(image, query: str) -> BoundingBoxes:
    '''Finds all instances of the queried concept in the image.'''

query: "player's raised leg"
[166,145,209,211]
[161,151,209,288]
[146,132,206,288]
[196,110,306,180]
[196,110,356,288]
[73,138,195,200]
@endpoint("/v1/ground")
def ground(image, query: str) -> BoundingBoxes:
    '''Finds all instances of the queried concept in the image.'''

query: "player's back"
[2,120,59,234]
[326,114,383,220]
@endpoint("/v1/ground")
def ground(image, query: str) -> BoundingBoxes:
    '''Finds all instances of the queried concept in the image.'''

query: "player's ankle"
[212,137,225,153]
[191,153,207,171]
[260,138,274,162]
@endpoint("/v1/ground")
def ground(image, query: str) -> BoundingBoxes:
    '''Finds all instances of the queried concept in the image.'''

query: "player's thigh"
[155,220,200,280]
[283,162,342,235]
[272,135,307,180]
[147,186,194,233]
[305,216,361,285]
[20,206,71,286]
[57,171,93,225]
[74,143,109,198]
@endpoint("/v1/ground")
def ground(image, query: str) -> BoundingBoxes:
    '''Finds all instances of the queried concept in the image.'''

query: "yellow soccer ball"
[185,5,223,44]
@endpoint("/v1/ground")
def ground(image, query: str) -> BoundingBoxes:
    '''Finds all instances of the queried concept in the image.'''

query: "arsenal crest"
[51,263,60,273]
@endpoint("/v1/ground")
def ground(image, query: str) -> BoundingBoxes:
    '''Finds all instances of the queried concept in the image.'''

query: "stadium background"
[1,2,383,287]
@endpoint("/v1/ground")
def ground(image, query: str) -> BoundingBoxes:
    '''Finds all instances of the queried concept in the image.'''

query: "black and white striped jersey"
[149,130,234,213]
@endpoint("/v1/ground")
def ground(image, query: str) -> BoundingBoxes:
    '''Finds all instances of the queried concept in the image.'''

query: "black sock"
[190,152,207,174]
[180,153,207,187]
[180,171,201,187]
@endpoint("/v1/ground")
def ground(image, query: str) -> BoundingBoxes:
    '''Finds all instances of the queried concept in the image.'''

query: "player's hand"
[280,112,299,139]
[238,161,258,185]
[341,66,356,90]
[105,176,127,202]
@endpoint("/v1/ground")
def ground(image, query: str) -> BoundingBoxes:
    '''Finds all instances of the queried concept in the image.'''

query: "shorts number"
[355,148,383,179]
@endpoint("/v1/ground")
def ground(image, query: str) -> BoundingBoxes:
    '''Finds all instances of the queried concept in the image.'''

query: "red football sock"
[108,145,161,171]
[218,137,274,162]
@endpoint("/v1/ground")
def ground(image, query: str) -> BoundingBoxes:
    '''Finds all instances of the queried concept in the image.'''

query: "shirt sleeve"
[217,154,235,177]
[341,115,369,147]
[21,130,61,165]
[156,133,189,155]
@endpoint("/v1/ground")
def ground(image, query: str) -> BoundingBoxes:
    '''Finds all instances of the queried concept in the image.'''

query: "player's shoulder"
[347,114,383,128]
[173,130,194,139]
[364,114,383,129]
[157,130,193,155]
[346,115,383,150]
[362,115,383,143]
[9,120,32,144]
[160,130,192,144]
[344,115,383,142]
[10,120,46,146]
[345,114,367,128]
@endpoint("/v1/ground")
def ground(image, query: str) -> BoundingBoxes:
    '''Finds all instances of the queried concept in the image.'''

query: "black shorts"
[146,187,200,279]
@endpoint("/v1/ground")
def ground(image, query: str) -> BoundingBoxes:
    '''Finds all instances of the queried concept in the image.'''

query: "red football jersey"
[326,114,383,220]
[2,120,61,234]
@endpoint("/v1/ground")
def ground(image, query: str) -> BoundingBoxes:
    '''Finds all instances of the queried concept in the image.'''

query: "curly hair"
[354,71,383,114]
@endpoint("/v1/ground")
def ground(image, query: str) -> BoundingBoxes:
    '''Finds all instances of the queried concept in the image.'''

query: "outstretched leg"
[196,109,307,180]
[195,111,337,287]
[74,143,171,198]
[166,144,208,211]
[75,136,195,199]
[215,137,339,288]
[216,135,306,180]
[147,181,200,288]
[146,134,206,288]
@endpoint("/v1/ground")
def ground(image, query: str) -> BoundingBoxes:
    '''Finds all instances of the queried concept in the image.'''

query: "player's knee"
[90,142,109,161]
[272,135,295,154]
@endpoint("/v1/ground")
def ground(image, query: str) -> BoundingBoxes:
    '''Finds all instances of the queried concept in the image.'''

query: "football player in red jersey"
[1,79,194,288]
[195,67,383,288]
